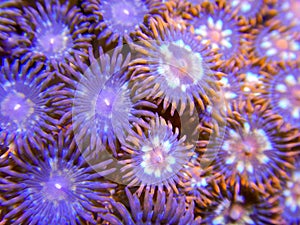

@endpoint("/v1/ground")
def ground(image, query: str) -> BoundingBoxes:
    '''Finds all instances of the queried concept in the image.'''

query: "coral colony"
[0,0,300,224]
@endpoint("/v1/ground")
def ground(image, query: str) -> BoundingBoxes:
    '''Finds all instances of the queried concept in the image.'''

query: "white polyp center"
[195,17,233,50]
[141,137,176,178]
[158,40,204,90]
[223,124,272,174]
[42,172,72,202]
[95,87,117,118]
[55,183,62,189]
[14,104,21,110]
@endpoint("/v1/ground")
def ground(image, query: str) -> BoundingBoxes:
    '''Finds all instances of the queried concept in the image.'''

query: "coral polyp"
[252,26,300,63]
[120,115,194,194]
[191,0,247,65]
[270,0,300,31]
[101,188,201,224]
[262,65,300,128]
[0,132,116,225]
[15,0,91,65]
[83,0,163,45]
[58,47,155,156]
[131,16,222,116]
[200,187,283,225]
[209,100,299,193]
[0,59,59,148]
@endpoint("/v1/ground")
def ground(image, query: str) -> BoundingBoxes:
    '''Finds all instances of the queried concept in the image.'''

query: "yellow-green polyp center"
[1,91,34,123]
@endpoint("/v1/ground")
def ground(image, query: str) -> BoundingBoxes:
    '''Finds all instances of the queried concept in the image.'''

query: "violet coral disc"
[58,47,156,156]
[191,0,245,64]
[120,115,194,194]
[83,0,163,45]
[209,100,299,193]
[253,27,300,63]
[14,0,91,66]
[0,132,116,225]
[130,16,222,116]
[0,59,59,149]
